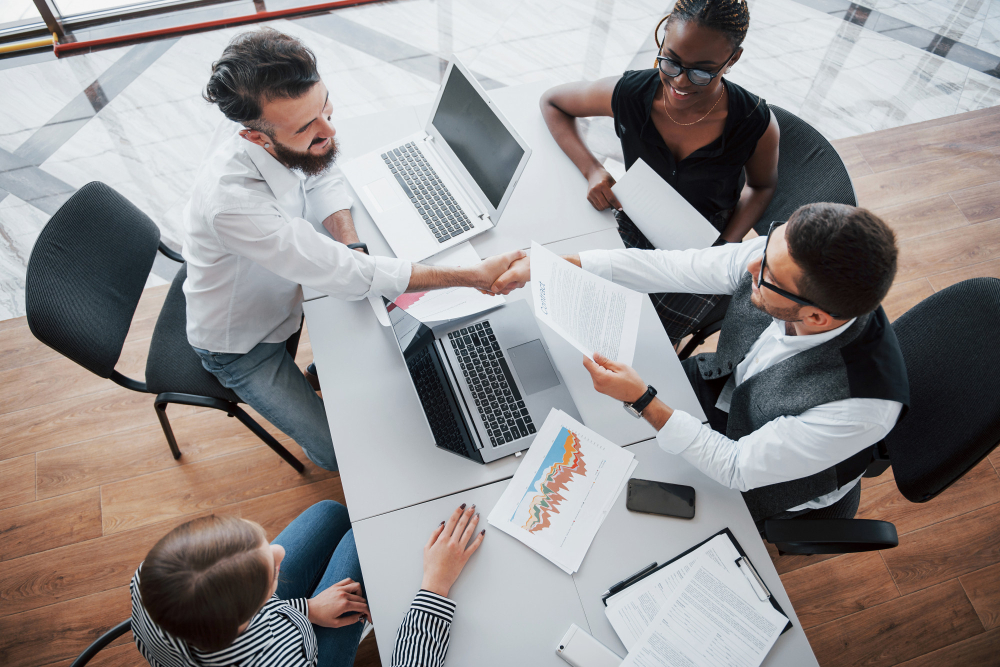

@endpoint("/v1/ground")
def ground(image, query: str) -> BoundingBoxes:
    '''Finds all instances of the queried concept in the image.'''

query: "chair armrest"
[764,519,898,555]
[70,619,132,667]
[158,241,184,263]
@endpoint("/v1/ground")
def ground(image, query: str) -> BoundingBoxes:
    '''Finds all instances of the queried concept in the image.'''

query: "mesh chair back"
[885,278,1000,502]
[25,182,159,378]
[754,106,857,236]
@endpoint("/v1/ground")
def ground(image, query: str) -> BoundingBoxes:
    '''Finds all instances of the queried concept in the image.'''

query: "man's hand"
[490,254,531,294]
[421,503,485,598]
[582,352,647,402]
[472,250,527,294]
[308,578,370,628]
[586,168,622,212]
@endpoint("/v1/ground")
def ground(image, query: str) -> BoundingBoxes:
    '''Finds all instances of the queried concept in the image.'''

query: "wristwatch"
[347,242,369,254]
[623,385,657,418]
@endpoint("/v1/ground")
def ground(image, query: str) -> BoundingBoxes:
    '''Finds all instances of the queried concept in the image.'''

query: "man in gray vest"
[492,203,909,521]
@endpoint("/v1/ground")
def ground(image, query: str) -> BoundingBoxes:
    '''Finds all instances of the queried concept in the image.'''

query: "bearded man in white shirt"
[183,29,522,472]
[492,204,909,522]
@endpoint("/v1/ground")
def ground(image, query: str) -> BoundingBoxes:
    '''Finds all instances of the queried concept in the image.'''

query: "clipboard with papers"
[602,528,791,634]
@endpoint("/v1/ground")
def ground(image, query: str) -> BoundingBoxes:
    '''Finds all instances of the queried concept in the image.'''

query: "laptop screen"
[385,299,476,459]
[431,66,525,209]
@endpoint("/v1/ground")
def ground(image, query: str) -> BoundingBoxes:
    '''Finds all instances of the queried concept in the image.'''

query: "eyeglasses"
[655,47,737,86]
[758,221,842,318]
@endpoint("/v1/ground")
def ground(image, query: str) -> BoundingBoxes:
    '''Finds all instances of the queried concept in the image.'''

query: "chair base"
[154,392,305,473]
[70,619,131,667]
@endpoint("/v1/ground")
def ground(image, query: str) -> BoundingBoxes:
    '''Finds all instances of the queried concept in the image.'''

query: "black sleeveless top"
[611,69,770,225]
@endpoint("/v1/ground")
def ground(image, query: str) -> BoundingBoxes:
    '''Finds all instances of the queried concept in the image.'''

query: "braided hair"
[655,0,750,50]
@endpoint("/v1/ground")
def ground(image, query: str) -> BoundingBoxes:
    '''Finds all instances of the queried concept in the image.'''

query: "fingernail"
[460,503,466,510]
[475,512,480,519]
[470,504,476,511]
[439,520,445,526]
[480,529,486,536]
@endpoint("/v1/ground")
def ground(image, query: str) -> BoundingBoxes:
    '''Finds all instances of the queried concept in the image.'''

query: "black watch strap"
[631,385,657,413]
[347,242,369,255]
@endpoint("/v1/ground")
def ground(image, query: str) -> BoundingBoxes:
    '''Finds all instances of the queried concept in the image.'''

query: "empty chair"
[25,181,304,472]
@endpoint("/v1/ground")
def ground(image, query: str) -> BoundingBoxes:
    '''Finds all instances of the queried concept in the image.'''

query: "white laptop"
[341,58,532,262]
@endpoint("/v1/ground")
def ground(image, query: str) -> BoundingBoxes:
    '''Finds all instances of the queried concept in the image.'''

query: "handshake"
[413,249,532,296]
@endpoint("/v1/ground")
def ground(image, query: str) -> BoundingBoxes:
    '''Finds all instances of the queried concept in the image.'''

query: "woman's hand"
[308,578,370,628]
[421,503,485,598]
[586,168,623,211]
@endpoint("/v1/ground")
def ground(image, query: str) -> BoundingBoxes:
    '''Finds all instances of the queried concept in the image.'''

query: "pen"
[735,557,771,601]
[603,562,658,598]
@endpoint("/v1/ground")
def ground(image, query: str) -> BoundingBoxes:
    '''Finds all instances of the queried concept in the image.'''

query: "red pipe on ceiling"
[54,0,385,56]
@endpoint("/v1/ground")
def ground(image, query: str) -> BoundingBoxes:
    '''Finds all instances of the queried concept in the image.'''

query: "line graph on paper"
[512,426,600,547]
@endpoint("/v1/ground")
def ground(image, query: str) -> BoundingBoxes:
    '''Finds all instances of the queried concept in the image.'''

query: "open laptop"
[342,58,531,262]
[386,298,580,463]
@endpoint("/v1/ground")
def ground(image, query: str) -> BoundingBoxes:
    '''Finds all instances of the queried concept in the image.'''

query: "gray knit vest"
[694,273,907,520]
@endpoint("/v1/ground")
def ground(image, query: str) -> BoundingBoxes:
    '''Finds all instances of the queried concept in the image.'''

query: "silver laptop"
[342,58,531,262]
[386,298,580,464]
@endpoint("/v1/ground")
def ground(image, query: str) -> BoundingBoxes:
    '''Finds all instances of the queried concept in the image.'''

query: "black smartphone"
[626,479,696,519]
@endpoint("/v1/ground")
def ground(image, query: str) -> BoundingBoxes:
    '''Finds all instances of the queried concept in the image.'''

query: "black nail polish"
[439,520,445,526]
[480,529,486,536]
[460,503,466,510]
[475,512,480,519]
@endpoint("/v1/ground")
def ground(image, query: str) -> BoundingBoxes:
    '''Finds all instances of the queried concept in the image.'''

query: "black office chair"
[69,620,132,667]
[677,105,858,360]
[764,277,1000,554]
[25,181,304,472]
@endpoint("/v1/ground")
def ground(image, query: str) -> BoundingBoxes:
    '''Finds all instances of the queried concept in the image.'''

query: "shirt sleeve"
[390,590,456,667]
[212,205,411,302]
[285,596,309,617]
[656,399,903,491]
[578,235,765,296]
[304,164,354,221]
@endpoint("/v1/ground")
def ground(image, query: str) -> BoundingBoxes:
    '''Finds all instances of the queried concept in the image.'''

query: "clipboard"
[601,527,792,634]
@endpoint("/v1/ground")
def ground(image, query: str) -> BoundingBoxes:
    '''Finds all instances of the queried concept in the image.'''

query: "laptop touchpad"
[364,177,404,212]
[507,340,560,395]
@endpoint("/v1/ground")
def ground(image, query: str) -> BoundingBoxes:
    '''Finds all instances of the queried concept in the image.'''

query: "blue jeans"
[194,341,337,470]
[273,501,366,667]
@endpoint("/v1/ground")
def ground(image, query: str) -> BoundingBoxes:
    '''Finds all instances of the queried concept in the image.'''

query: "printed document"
[530,241,642,366]
[393,242,504,323]
[487,409,636,574]
[611,158,720,251]
[605,534,755,650]
[619,557,785,667]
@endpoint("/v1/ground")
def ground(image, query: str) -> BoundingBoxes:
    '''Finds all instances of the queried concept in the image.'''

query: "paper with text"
[395,242,504,323]
[611,158,720,251]
[604,534,751,650]
[619,558,785,667]
[530,242,642,366]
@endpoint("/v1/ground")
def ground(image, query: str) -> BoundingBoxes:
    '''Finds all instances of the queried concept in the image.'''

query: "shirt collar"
[767,316,858,349]
[244,138,303,200]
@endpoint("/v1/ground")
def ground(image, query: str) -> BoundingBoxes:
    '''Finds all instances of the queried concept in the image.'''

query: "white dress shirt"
[579,239,902,510]
[182,120,412,353]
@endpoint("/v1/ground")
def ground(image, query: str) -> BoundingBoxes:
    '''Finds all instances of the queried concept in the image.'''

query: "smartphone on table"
[626,478,695,519]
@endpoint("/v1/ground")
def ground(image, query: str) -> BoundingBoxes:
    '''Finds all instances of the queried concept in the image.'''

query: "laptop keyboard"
[448,321,536,448]
[382,141,473,244]
[407,347,468,456]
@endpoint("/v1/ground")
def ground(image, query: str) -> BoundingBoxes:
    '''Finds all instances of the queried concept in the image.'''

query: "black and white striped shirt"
[131,568,456,667]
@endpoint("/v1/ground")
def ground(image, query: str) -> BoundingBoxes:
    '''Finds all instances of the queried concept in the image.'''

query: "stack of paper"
[607,534,786,667]
[487,409,637,574]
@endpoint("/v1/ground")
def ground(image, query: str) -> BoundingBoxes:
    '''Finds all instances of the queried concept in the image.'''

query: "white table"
[352,440,820,667]
[303,227,705,521]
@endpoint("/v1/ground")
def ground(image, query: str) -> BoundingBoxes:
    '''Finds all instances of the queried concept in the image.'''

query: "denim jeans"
[193,341,337,471]
[273,501,366,667]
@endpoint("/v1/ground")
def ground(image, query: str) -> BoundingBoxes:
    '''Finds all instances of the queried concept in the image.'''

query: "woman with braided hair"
[541,0,779,345]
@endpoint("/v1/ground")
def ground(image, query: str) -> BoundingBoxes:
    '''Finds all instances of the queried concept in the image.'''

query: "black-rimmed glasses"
[655,47,738,86]
[758,221,842,318]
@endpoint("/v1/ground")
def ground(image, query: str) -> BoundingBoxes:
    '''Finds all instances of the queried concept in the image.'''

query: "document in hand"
[530,242,643,366]
[611,534,786,667]
[611,158,720,251]
[487,409,637,574]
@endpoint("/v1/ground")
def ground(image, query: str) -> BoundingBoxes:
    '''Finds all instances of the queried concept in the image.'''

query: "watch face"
[623,402,641,418]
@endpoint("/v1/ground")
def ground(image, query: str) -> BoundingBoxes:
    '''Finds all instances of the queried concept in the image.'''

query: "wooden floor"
[1,106,998,667]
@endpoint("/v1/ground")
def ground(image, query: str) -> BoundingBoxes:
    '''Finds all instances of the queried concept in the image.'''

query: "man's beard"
[271,136,339,177]
[749,285,802,323]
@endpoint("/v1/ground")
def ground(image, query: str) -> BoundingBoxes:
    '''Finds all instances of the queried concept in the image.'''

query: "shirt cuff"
[656,410,704,454]
[370,255,412,301]
[410,590,457,623]
[578,249,613,281]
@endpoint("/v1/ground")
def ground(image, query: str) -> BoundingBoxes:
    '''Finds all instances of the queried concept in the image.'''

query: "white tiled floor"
[0,0,998,321]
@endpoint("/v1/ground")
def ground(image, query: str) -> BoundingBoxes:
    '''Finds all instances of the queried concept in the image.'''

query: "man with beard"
[183,29,523,472]
[490,203,909,522]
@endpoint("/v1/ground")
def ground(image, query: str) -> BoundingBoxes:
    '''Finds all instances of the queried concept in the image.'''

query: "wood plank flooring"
[0,106,998,666]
